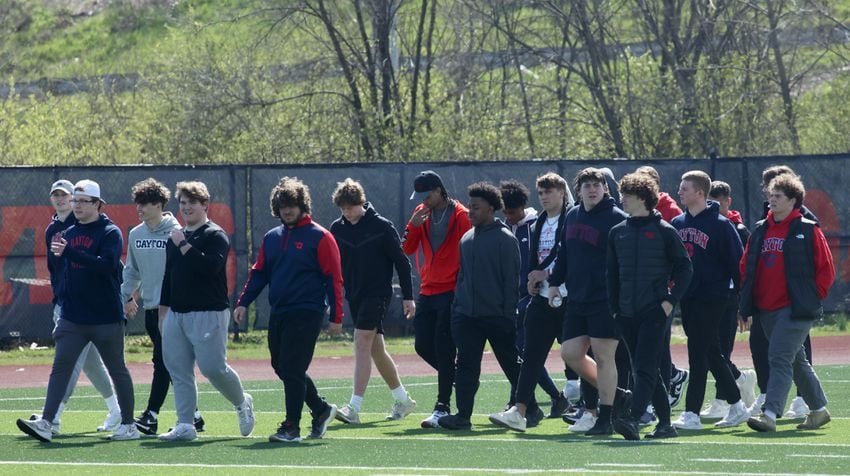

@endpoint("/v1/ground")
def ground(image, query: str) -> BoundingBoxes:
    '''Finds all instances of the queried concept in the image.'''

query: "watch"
[178,239,188,248]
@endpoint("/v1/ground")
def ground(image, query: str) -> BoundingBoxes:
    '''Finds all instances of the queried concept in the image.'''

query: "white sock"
[813,406,827,412]
[105,395,120,413]
[193,410,201,419]
[731,400,746,411]
[150,410,159,420]
[349,395,364,412]
[54,402,66,424]
[764,410,777,421]
[390,385,408,402]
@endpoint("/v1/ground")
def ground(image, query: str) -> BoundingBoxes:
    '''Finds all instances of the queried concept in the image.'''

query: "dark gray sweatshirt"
[452,220,520,319]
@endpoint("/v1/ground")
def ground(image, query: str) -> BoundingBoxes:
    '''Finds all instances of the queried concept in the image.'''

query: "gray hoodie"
[453,219,520,319]
[121,212,180,309]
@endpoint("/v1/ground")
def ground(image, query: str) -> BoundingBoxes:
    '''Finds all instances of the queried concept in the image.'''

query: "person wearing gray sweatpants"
[158,181,255,442]
[38,179,121,435]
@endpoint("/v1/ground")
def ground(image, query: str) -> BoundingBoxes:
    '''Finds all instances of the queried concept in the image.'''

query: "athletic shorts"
[562,300,618,340]
[348,296,390,334]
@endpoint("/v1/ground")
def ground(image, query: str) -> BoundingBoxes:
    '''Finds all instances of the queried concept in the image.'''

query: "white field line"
[0,461,841,476]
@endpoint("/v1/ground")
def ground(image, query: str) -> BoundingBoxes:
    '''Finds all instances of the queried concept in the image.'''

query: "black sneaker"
[669,369,689,408]
[613,416,640,441]
[194,415,206,432]
[645,423,678,439]
[585,418,613,436]
[308,403,337,439]
[526,406,545,428]
[437,414,472,430]
[639,409,657,427]
[269,421,301,443]
[562,405,586,425]
[134,410,158,436]
[549,394,570,419]
[613,389,633,420]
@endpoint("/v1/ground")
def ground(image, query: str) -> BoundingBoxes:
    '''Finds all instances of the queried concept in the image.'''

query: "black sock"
[598,404,613,423]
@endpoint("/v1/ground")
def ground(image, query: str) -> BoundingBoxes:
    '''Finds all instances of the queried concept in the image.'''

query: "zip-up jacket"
[656,192,683,222]
[509,207,538,302]
[550,196,627,303]
[607,210,693,317]
[330,202,413,301]
[739,209,834,320]
[453,220,520,319]
[45,212,77,305]
[160,220,231,313]
[121,213,180,309]
[402,200,471,296]
[59,213,125,325]
[670,200,743,300]
[237,215,344,323]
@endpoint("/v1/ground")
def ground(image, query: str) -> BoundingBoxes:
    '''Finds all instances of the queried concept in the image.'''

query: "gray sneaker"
[158,423,198,441]
[336,404,361,424]
[235,393,256,436]
[17,417,53,442]
[109,423,141,441]
[386,396,417,421]
[30,414,60,436]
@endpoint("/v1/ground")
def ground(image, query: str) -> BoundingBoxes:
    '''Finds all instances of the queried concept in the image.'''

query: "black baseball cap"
[410,170,445,201]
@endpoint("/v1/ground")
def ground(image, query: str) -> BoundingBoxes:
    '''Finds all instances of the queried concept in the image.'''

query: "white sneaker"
[488,406,526,432]
[736,369,757,408]
[158,422,197,442]
[716,401,749,428]
[563,380,580,404]
[748,393,766,417]
[336,404,361,424]
[784,396,810,419]
[672,411,703,430]
[17,417,53,442]
[700,399,730,419]
[386,396,417,421]
[109,423,141,440]
[569,411,598,432]
[30,414,61,436]
[97,408,122,432]
[236,393,256,436]
[420,409,449,428]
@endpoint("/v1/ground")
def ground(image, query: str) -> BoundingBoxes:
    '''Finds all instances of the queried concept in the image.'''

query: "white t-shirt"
[537,215,568,296]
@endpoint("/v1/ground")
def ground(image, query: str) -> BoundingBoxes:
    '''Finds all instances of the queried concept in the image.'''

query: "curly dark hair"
[332,178,366,207]
[131,178,171,206]
[573,167,607,192]
[761,165,798,189]
[769,174,805,208]
[468,181,503,211]
[271,176,312,217]
[499,179,530,210]
[175,181,210,205]
[619,173,659,210]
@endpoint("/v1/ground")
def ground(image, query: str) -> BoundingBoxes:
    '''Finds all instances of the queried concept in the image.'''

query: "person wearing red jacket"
[402,170,471,428]
[740,174,834,433]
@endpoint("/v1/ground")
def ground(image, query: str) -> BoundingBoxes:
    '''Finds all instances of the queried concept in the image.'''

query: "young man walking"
[742,174,834,433]
[671,171,750,430]
[18,180,137,442]
[438,182,524,431]
[402,170,471,428]
[159,181,255,442]
[122,178,205,435]
[329,178,417,424]
[235,177,341,442]
[608,173,693,440]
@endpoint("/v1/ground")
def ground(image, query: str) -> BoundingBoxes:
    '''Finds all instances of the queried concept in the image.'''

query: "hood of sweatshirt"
[726,209,743,225]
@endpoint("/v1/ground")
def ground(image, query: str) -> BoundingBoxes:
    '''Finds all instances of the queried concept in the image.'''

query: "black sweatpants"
[413,292,456,407]
[452,314,524,419]
[681,296,741,413]
[513,297,560,401]
[268,310,327,428]
[515,297,562,406]
[144,309,171,413]
[43,319,134,424]
[616,306,671,424]
[749,313,814,395]
[715,293,742,400]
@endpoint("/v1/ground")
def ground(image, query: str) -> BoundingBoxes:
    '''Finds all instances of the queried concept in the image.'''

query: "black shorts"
[348,296,390,334]
[562,300,617,340]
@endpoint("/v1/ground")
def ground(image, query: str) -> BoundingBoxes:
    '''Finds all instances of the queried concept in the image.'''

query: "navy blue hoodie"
[45,212,77,306]
[59,213,125,325]
[670,200,743,300]
[550,196,627,303]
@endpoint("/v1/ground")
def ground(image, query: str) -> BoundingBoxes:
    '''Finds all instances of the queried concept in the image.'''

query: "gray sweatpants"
[760,306,828,417]
[162,309,245,425]
[42,319,134,424]
[53,305,115,407]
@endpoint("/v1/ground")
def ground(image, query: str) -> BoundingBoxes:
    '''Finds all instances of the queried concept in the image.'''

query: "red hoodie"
[656,192,683,222]
[726,209,744,225]
[402,200,471,296]
[740,208,835,312]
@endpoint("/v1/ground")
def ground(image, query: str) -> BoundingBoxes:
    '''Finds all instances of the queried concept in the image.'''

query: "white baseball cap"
[50,179,74,195]
[73,179,106,204]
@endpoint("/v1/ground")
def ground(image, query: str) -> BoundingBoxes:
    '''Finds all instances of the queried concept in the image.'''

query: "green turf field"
[1,366,849,475]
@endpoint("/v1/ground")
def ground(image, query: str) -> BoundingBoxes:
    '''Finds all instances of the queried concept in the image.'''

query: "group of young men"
[17,162,834,443]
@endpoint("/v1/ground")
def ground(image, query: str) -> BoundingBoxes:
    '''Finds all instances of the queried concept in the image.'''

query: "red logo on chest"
[295,242,304,249]
[644,231,655,240]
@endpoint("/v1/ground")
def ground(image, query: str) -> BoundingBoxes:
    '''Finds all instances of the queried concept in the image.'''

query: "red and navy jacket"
[236,215,344,323]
